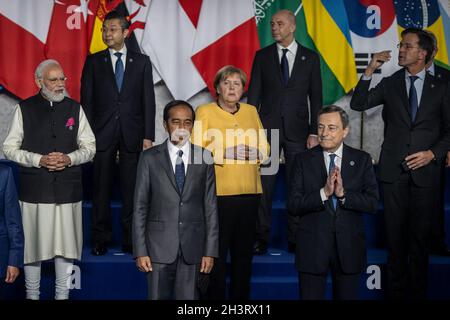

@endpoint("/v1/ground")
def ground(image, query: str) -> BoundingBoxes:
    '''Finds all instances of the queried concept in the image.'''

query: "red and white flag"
[191,0,260,97]
[0,0,54,99]
[141,0,205,100]
[45,0,98,102]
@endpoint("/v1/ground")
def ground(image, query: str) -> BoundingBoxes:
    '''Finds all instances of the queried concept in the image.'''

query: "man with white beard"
[2,59,96,300]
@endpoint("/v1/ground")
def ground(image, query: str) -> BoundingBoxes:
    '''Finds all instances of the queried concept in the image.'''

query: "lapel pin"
[350,160,355,166]
[301,56,306,60]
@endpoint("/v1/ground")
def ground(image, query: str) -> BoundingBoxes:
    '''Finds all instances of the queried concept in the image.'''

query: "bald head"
[274,10,296,25]
[271,10,296,47]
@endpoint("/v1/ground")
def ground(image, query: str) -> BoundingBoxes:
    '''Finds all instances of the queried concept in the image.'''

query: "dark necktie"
[281,48,289,86]
[114,52,124,91]
[409,75,418,122]
[175,150,185,192]
[328,154,337,210]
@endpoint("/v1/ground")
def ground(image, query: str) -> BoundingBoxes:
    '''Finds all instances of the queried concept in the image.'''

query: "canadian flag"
[141,0,205,100]
[0,0,53,99]
[191,0,260,97]
[45,0,98,102]
[0,0,97,101]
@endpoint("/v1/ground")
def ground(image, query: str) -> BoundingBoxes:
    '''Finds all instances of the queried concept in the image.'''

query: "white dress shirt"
[109,45,127,73]
[276,39,298,77]
[320,143,343,202]
[405,68,426,108]
[167,140,190,175]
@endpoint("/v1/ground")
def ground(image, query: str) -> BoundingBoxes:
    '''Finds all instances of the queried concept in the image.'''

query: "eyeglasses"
[397,43,419,50]
[46,76,67,84]
[101,27,122,33]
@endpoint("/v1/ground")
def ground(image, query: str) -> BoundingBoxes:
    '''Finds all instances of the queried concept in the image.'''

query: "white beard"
[41,86,68,102]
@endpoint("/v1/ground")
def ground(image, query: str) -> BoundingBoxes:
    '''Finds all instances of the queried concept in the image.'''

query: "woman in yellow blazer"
[192,65,269,300]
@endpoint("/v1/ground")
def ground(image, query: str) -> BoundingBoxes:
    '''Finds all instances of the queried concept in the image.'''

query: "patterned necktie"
[175,150,185,192]
[281,48,289,86]
[328,154,337,210]
[409,75,418,122]
[114,52,124,91]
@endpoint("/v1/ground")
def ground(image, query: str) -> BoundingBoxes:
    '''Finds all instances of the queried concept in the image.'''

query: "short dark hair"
[104,11,130,30]
[163,100,195,122]
[400,28,434,64]
[318,105,349,129]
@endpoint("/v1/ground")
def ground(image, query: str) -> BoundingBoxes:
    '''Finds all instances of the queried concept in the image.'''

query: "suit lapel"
[394,70,411,122]
[270,44,284,86]
[101,50,118,92]
[340,145,353,192]
[311,146,327,185]
[312,146,333,212]
[415,72,434,122]
[288,42,303,86]
[156,140,179,195]
[120,50,134,95]
[181,144,201,195]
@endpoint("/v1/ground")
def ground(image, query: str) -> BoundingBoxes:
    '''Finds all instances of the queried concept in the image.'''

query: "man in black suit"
[288,106,379,300]
[133,101,218,300]
[425,31,450,256]
[248,9,322,254]
[81,11,156,255]
[351,28,450,299]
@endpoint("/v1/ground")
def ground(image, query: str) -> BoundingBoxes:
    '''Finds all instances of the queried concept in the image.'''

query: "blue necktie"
[409,75,418,122]
[175,150,185,192]
[328,154,337,210]
[281,48,289,86]
[114,52,124,91]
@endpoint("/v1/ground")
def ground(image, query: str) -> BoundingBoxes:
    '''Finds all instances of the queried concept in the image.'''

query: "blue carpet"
[1,160,450,300]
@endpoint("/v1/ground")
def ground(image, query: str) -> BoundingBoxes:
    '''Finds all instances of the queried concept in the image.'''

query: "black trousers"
[298,234,360,300]
[430,162,447,250]
[383,172,435,300]
[91,132,139,247]
[207,194,259,300]
[257,127,305,245]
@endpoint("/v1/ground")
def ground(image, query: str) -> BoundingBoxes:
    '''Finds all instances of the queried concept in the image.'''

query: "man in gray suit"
[132,100,219,300]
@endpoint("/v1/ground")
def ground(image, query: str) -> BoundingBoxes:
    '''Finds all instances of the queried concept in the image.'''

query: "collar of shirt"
[276,40,298,58]
[323,143,344,174]
[405,68,426,105]
[167,140,190,174]
[427,62,435,76]
[405,68,426,82]
[109,45,127,71]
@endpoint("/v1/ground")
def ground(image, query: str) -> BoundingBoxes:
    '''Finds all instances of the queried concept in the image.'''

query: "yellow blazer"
[192,102,269,196]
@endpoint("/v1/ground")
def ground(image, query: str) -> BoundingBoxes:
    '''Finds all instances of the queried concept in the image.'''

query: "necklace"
[216,100,240,114]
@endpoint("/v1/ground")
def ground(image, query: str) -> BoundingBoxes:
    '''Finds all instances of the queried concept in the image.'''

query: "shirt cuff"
[361,74,372,81]
[67,153,76,167]
[33,154,42,168]
[320,188,328,203]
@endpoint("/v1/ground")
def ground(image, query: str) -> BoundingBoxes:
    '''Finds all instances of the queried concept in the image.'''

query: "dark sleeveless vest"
[18,93,82,204]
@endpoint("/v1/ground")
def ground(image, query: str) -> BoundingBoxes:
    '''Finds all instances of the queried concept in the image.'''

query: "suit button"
[115,115,119,120]
[180,202,183,206]
[179,222,183,225]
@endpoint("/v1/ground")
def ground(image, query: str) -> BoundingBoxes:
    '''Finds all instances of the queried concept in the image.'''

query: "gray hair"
[35,59,61,79]
[318,105,350,129]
